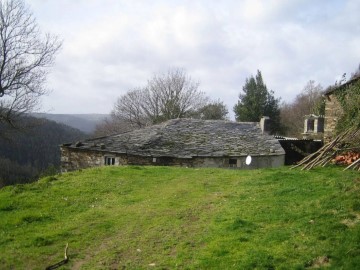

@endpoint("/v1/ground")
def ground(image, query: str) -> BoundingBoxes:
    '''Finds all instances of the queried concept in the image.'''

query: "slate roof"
[63,118,285,158]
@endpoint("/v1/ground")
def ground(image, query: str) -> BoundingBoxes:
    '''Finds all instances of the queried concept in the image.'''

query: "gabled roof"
[63,118,285,158]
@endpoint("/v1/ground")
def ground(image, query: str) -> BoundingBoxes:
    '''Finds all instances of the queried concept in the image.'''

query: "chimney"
[260,116,271,134]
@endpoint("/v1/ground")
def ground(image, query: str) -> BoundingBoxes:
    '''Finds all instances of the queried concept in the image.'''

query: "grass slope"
[0,166,359,269]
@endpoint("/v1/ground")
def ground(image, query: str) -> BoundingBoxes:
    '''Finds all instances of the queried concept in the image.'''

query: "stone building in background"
[61,118,285,172]
[302,114,324,140]
[323,75,360,143]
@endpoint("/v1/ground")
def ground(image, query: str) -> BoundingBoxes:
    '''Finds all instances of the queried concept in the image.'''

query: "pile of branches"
[291,128,360,171]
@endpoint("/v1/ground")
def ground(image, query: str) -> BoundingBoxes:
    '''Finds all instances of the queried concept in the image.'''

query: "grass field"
[0,166,359,269]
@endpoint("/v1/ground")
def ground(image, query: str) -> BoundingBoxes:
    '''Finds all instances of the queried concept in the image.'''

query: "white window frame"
[105,156,116,166]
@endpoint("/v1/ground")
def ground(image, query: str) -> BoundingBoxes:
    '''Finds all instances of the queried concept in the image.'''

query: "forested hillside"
[0,116,86,187]
[31,113,109,134]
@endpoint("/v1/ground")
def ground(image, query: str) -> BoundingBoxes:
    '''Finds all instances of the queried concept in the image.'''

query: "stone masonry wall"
[61,147,104,172]
[61,147,285,172]
[324,93,343,143]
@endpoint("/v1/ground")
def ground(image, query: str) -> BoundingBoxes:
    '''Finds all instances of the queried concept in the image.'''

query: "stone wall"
[61,147,285,172]
[324,93,343,143]
[61,147,104,172]
[61,147,128,172]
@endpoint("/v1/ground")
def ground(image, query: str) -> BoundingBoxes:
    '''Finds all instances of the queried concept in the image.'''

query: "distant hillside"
[31,113,109,134]
[0,166,359,269]
[0,116,86,187]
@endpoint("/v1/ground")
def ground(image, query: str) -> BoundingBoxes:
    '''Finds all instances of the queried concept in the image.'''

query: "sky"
[27,0,360,120]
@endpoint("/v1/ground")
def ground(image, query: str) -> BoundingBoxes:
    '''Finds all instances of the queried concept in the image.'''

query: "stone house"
[61,118,285,172]
[302,114,324,140]
[323,75,360,142]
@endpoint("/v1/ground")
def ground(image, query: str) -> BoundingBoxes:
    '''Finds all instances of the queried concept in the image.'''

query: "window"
[152,157,157,163]
[307,119,315,132]
[105,156,115,166]
[229,158,237,168]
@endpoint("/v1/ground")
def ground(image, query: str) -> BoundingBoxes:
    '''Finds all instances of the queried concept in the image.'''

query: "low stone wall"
[61,147,285,172]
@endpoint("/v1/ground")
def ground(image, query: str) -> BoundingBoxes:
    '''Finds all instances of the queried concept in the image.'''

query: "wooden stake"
[45,243,69,270]
[344,158,360,171]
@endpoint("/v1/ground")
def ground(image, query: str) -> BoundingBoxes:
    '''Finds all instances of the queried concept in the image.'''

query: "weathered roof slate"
[63,118,285,158]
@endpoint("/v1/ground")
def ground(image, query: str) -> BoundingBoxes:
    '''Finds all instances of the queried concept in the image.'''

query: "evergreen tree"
[233,70,282,134]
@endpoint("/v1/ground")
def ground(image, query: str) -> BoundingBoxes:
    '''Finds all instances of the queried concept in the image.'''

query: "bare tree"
[280,80,324,136]
[0,0,62,127]
[110,68,208,131]
[95,68,227,135]
[145,68,208,121]
[112,88,151,129]
[93,115,133,137]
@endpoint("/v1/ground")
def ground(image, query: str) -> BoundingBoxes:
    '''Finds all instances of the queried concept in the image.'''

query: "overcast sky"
[27,0,360,120]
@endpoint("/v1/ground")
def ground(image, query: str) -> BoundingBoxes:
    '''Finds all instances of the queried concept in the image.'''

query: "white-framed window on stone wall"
[105,156,115,166]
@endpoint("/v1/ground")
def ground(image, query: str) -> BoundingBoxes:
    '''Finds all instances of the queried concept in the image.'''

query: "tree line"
[0,0,330,139]
[0,0,329,139]
[94,68,325,137]
[0,0,339,140]
[94,68,229,136]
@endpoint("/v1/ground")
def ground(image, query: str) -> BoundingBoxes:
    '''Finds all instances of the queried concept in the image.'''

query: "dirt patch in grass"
[307,255,331,268]
[341,213,360,228]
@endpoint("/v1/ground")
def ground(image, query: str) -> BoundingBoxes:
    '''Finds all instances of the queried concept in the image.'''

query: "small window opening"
[152,157,157,163]
[105,157,115,166]
[307,119,315,132]
[229,158,237,167]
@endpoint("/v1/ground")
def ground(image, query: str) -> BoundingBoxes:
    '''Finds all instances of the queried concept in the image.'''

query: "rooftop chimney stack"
[260,116,271,135]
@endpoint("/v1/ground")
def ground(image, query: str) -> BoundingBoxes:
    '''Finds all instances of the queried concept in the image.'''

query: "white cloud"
[26,0,360,118]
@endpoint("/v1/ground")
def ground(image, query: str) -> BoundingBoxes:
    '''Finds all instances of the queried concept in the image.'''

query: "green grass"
[0,166,359,269]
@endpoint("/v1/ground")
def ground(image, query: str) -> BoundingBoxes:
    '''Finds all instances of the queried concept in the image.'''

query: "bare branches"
[94,68,228,136]
[146,68,208,120]
[112,88,151,129]
[111,68,209,130]
[280,80,324,137]
[291,128,360,171]
[0,0,62,127]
